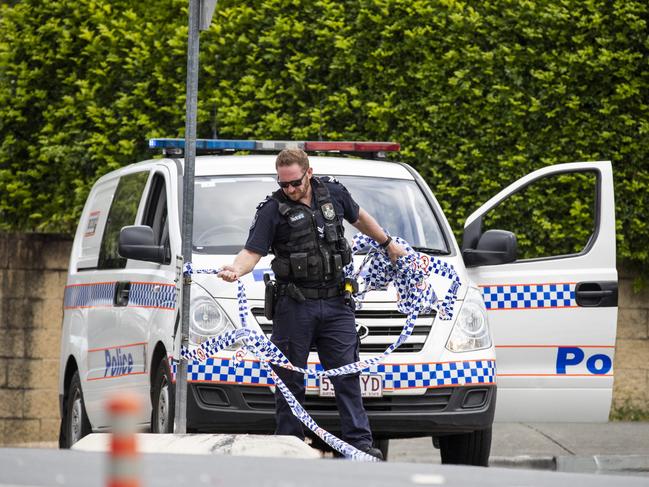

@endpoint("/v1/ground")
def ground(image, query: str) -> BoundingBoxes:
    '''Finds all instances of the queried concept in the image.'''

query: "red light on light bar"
[353,142,400,152]
[304,141,400,152]
[304,141,356,151]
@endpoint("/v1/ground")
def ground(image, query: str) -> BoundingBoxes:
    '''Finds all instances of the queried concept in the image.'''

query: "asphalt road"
[1,447,649,487]
[391,422,649,476]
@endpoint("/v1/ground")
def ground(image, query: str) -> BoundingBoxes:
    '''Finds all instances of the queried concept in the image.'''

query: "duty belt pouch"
[290,252,308,280]
[263,274,277,321]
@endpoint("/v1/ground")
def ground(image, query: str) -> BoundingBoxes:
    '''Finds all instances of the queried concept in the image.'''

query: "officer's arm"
[352,208,391,245]
[352,208,407,261]
[217,249,262,282]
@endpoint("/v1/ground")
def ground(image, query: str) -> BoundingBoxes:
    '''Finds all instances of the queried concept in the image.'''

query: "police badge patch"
[321,202,336,221]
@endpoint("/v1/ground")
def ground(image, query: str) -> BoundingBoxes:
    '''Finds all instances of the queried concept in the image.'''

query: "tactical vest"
[270,178,352,285]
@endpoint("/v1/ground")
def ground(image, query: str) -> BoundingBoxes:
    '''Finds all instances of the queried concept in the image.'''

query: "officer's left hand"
[387,241,408,264]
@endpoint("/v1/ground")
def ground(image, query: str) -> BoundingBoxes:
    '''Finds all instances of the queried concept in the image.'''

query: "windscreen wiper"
[411,246,450,255]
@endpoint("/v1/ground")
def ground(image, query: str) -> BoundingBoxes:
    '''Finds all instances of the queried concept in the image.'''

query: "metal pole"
[174,0,201,434]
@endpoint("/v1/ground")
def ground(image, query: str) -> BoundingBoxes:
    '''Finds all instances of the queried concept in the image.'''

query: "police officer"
[218,149,406,460]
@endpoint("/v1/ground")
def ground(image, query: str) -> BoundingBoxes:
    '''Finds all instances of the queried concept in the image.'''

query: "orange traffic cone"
[106,394,141,487]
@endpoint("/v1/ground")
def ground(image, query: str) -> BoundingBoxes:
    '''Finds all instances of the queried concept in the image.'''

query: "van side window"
[142,173,169,250]
[98,172,149,269]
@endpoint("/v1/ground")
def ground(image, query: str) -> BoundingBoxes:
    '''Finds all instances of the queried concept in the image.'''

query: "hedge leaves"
[1,0,648,275]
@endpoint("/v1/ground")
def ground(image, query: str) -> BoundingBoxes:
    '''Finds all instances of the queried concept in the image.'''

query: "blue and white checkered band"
[174,357,496,389]
[64,282,176,310]
[180,233,463,461]
[129,283,177,309]
[64,282,114,309]
[481,283,576,310]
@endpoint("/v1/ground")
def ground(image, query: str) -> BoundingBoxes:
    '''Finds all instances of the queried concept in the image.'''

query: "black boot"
[360,445,384,461]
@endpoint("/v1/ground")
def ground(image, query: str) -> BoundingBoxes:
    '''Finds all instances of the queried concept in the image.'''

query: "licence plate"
[319,374,383,398]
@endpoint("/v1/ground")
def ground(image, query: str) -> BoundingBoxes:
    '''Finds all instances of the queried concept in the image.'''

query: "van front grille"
[250,306,434,353]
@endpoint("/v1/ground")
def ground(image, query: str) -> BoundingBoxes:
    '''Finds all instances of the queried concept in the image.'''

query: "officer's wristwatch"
[379,235,392,249]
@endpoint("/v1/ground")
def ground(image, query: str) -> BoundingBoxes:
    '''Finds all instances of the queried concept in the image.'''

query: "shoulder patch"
[256,195,273,210]
[322,175,340,184]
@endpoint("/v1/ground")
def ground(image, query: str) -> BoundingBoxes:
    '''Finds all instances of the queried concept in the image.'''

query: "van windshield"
[193,175,449,255]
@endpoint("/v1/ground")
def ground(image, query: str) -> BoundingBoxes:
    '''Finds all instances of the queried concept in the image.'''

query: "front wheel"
[373,439,389,461]
[151,358,174,433]
[436,427,492,466]
[59,371,92,448]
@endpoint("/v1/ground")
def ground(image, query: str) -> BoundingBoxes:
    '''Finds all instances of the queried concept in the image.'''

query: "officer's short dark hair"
[275,148,310,170]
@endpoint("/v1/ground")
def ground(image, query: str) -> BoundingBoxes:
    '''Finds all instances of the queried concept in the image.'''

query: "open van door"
[462,161,617,422]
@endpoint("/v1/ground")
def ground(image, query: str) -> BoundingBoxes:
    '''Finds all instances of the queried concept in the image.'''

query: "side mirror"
[462,229,517,267]
[118,225,167,264]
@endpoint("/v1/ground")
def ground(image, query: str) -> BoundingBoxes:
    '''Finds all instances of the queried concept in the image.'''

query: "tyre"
[59,370,92,448]
[151,358,175,433]
[373,438,389,461]
[437,427,492,466]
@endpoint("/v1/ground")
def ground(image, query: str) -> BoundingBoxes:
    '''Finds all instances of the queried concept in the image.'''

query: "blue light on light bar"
[149,138,256,151]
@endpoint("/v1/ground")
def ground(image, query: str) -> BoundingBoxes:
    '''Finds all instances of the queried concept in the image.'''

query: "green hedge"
[1,0,648,277]
[0,0,188,230]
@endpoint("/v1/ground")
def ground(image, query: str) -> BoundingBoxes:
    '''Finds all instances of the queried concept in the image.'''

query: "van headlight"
[445,287,492,352]
[190,285,239,350]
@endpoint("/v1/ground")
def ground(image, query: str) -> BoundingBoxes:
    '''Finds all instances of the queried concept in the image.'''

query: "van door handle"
[575,281,617,307]
[114,281,131,307]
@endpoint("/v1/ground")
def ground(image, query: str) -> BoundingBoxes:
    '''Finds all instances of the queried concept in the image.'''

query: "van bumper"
[186,383,496,438]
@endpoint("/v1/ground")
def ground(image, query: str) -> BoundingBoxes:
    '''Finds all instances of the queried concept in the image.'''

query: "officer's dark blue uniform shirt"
[244,176,359,259]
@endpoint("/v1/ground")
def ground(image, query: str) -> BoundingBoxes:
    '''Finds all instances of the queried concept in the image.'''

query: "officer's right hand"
[217,265,239,282]
[387,241,408,264]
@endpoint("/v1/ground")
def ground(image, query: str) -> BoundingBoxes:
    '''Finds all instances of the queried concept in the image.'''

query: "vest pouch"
[324,223,338,243]
[290,252,308,280]
[307,255,322,280]
[271,257,291,280]
[319,246,332,277]
[340,239,352,266]
[332,254,343,274]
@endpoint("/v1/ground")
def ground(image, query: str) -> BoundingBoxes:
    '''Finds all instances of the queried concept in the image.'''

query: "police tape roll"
[179,233,461,460]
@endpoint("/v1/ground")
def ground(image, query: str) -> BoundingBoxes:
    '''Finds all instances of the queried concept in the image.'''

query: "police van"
[58,139,617,465]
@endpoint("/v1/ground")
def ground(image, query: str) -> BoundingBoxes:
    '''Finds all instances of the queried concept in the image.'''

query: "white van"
[58,139,617,465]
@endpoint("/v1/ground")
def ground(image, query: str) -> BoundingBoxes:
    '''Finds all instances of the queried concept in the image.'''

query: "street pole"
[174,0,217,434]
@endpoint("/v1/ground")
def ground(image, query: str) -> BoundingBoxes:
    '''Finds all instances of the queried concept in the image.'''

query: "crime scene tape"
[179,233,461,461]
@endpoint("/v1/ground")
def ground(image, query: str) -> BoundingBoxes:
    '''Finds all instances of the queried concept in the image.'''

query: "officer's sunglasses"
[277,169,307,188]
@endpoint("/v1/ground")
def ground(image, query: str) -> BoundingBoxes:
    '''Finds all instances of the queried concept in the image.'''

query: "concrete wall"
[0,232,647,445]
[0,233,71,445]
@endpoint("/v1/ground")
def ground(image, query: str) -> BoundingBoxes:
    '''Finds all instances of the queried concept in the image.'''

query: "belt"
[278,283,343,299]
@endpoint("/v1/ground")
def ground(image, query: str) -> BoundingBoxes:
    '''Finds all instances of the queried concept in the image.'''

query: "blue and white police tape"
[179,274,380,460]
[179,233,461,460]
[346,234,460,319]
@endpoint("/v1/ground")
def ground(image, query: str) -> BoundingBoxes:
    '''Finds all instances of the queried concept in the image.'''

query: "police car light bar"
[148,138,400,154]
[303,141,400,152]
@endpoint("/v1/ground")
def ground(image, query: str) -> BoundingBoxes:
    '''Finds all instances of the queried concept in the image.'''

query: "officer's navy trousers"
[270,295,373,450]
